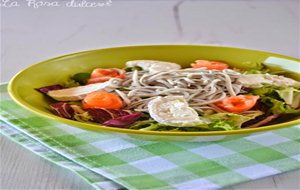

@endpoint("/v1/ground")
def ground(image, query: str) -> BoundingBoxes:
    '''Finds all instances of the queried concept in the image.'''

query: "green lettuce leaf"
[71,73,90,85]
[261,97,300,114]
[129,111,264,131]
[276,87,300,109]
[242,62,288,75]
[129,121,235,131]
[206,112,263,129]
[243,62,270,74]
[73,112,92,122]
[250,85,300,114]
[250,85,279,98]
[207,120,238,131]
[129,120,159,130]
[62,78,80,87]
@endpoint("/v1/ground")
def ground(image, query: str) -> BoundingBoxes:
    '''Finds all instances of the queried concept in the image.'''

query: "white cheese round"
[148,96,207,127]
[238,74,300,88]
[126,60,181,73]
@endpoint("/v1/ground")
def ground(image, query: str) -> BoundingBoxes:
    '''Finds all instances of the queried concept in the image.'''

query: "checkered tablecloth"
[1,84,300,190]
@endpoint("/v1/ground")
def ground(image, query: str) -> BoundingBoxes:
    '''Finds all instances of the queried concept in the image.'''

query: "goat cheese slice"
[148,96,206,127]
[238,74,300,88]
[126,60,181,73]
[47,78,122,101]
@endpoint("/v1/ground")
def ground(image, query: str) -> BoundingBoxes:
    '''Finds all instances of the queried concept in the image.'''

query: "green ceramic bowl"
[8,45,300,142]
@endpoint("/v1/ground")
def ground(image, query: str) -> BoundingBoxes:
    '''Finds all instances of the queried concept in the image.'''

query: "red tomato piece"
[82,91,123,110]
[191,60,229,70]
[88,68,125,84]
[215,95,260,113]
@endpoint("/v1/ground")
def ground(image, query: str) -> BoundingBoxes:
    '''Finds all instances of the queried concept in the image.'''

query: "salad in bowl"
[36,59,300,132]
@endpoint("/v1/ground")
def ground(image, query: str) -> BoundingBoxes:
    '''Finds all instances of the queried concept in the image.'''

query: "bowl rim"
[7,44,300,136]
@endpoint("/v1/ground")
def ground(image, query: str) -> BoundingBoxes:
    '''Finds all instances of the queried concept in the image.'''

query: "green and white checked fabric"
[1,83,300,190]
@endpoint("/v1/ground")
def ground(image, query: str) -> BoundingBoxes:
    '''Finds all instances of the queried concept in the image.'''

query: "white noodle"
[115,89,131,105]
[114,68,242,113]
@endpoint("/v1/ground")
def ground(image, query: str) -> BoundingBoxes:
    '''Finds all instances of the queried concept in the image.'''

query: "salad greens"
[129,121,234,132]
[124,66,143,72]
[261,97,300,114]
[250,85,300,114]
[129,112,264,132]
[63,78,81,87]
[206,112,263,128]
[243,62,289,75]
[129,120,237,132]
[244,62,270,74]
[74,112,92,122]
[37,59,300,132]
[72,73,91,85]
[276,87,300,109]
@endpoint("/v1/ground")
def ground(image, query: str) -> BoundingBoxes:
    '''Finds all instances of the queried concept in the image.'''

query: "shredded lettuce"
[207,120,238,131]
[250,85,279,97]
[139,123,166,131]
[130,120,243,131]
[62,78,80,87]
[244,62,270,74]
[128,111,265,131]
[243,62,288,75]
[74,112,92,122]
[130,121,176,131]
[129,120,237,132]
[206,112,263,128]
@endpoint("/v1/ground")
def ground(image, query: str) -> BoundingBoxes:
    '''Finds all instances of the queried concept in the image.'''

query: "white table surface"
[1,0,300,189]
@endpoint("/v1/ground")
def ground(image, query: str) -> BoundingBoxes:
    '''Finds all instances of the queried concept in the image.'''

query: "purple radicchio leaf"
[36,85,64,94]
[105,109,132,118]
[85,108,113,123]
[85,108,132,124]
[103,112,142,128]
[50,102,74,119]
